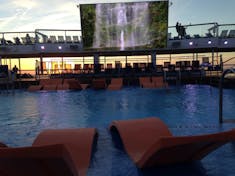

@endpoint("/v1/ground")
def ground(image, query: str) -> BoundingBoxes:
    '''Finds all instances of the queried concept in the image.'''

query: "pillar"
[151,51,157,68]
[40,55,43,74]
[94,53,100,73]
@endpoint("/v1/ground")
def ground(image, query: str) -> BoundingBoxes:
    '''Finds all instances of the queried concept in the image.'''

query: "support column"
[220,54,223,71]
[151,51,157,68]
[212,49,214,67]
[40,55,43,75]
[94,53,100,73]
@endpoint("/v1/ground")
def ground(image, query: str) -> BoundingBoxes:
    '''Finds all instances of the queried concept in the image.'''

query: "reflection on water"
[0,86,235,175]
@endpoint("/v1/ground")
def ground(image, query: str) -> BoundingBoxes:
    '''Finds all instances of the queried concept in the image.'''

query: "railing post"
[219,73,223,123]
[219,68,235,123]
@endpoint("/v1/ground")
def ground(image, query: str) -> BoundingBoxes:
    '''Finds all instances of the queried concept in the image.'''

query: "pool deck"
[1,70,235,90]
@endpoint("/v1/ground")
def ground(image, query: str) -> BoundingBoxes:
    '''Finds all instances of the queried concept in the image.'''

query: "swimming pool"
[0,85,235,176]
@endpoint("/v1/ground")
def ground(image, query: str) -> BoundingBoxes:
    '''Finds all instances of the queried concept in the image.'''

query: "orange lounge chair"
[139,77,155,88]
[0,128,97,176]
[27,85,43,91]
[63,79,83,90]
[152,76,168,88]
[110,117,235,169]
[92,78,106,90]
[107,78,123,90]
[41,78,63,91]
[57,83,70,90]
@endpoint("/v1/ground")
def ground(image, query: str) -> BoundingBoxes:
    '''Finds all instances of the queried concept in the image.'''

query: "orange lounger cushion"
[107,78,123,90]
[92,79,106,89]
[0,128,97,176]
[42,84,57,91]
[57,83,70,90]
[110,117,235,169]
[27,85,43,91]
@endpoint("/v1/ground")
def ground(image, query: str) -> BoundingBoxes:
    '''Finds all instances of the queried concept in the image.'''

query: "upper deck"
[0,23,235,58]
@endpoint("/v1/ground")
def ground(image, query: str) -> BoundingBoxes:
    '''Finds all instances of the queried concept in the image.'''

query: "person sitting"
[25,33,32,44]
[15,37,21,45]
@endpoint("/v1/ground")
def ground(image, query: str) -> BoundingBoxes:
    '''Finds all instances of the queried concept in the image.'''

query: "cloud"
[12,0,38,9]
[0,0,81,32]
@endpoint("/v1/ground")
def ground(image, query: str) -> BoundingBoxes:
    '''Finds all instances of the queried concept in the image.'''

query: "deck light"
[58,46,62,50]
[224,40,228,45]
[189,41,193,46]
[40,45,45,50]
[208,40,212,44]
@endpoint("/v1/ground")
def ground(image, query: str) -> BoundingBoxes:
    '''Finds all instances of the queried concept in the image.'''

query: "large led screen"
[80,1,168,50]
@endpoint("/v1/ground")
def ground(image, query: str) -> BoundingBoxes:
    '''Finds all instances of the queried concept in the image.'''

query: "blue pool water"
[0,85,235,176]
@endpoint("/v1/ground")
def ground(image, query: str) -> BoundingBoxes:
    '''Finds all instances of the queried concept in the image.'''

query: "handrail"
[223,57,235,64]
[219,67,235,123]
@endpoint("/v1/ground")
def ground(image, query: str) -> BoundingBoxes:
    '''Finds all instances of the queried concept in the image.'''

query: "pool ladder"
[219,67,235,123]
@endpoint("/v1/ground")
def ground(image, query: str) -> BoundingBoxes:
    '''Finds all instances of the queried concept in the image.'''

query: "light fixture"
[189,41,193,46]
[40,45,45,50]
[208,40,212,44]
[224,40,228,45]
[58,46,62,50]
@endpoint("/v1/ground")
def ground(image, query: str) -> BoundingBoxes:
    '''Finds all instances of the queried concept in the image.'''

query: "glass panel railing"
[218,24,235,38]
[35,29,82,43]
[168,22,218,40]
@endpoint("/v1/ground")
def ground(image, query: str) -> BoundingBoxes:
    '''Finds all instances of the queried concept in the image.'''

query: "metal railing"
[219,66,235,123]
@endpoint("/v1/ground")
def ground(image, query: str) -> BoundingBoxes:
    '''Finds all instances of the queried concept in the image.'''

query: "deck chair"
[0,128,97,176]
[21,37,27,44]
[139,77,155,88]
[228,30,235,38]
[27,85,43,91]
[58,36,65,43]
[49,36,57,43]
[63,79,83,90]
[107,78,123,90]
[66,36,72,43]
[110,117,235,169]
[40,78,63,91]
[220,30,228,38]
[73,36,80,43]
[92,78,106,90]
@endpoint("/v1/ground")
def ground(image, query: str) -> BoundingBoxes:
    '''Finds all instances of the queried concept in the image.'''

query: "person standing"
[176,22,180,37]
[35,60,40,75]
[12,65,18,81]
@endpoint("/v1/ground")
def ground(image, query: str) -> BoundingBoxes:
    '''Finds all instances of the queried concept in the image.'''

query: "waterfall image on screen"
[80,1,168,50]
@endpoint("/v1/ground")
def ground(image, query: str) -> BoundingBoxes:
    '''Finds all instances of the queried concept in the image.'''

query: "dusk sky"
[0,0,234,32]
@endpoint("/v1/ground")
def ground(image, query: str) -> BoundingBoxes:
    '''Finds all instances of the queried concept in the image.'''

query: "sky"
[0,0,235,32]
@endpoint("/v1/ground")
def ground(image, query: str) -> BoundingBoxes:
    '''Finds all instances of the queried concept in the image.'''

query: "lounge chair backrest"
[40,78,63,86]
[228,30,235,38]
[111,78,123,84]
[73,36,80,43]
[66,36,72,43]
[0,144,78,176]
[138,129,235,168]
[220,30,228,38]
[63,79,82,90]
[152,76,163,83]
[92,78,106,89]
[58,36,65,43]
[139,77,151,83]
[50,36,57,43]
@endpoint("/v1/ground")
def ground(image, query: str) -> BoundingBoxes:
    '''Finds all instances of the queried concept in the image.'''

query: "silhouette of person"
[35,60,40,75]
[176,22,180,37]
[12,65,18,80]
[25,33,32,44]
[15,37,21,45]
[12,65,18,73]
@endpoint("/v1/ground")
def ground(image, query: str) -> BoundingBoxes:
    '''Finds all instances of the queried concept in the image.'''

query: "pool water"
[0,85,235,176]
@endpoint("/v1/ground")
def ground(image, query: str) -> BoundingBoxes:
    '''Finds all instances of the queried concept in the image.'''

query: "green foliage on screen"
[80,4,96,47]
[80,1,168,50]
